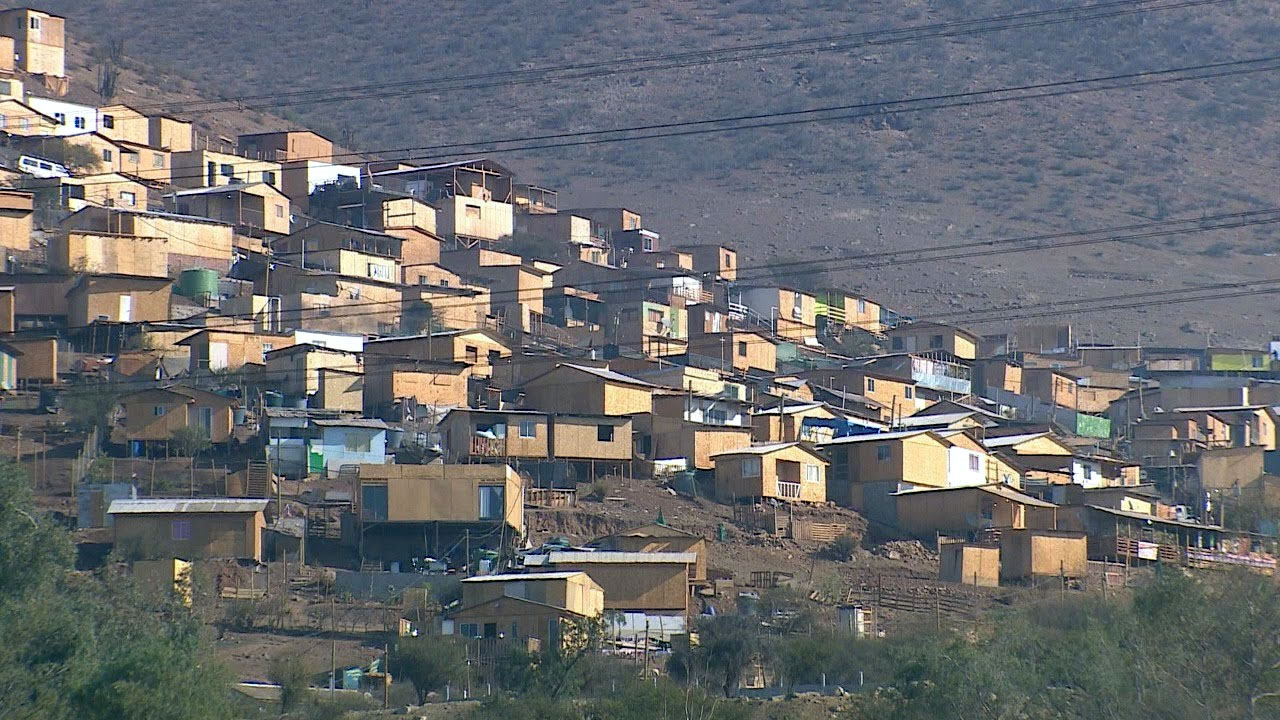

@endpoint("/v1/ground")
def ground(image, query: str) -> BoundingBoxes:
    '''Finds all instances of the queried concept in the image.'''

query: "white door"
[209,342,229,371]
[118,294,133,322]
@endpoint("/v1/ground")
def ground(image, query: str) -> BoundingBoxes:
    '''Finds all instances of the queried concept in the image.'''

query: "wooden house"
[886,321,979,360]
[450,571,604,645]
[111,384,237,449]
[593,522,709,585]
[521,363,656,416]
[108,498,267,562]
[712,442,829,504]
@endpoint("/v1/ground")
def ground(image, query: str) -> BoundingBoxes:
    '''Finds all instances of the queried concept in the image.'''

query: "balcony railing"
[777,481,802,500]
[470,436,505,457]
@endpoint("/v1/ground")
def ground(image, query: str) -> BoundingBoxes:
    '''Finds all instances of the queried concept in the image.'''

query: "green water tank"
[176,268,219,300]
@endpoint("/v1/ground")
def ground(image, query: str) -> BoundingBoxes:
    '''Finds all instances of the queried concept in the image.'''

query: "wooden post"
[150,460,156,496]
[383,642,390,709]
[14,428,19,464]
[934,587,941,631]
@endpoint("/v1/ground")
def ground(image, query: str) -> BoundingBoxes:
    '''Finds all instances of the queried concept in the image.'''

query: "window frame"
[596,424,615,442]
[876,445,891,462]
[741,456,762,478]
[519,420,537,439]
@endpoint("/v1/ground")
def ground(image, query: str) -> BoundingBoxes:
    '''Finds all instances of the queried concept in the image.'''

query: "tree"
[169,426,212,458]
[267,652,312,713]
[38,138,103,174]
[0,460,231,720]
[61,382,122,440]
[391,634,464,704]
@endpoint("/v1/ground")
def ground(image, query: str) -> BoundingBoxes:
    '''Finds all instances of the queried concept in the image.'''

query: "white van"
[17,154,69,179]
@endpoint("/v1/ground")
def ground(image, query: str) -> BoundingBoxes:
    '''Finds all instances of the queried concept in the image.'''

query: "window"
[464,204,481,219]
[705,409,728,425]
[19,118,28,131]
[724,252,732,267]
[344,433,372,453]
[118,191,135,206]
[53,112,64,125]
[478,485,504,520]
[904,386,913,399]
[170,520,191,541]
[737,341,748,357]
[73,116,85,129]
[274,204,284,218]
[220,163,234,177]
[597,424,614,442]
[261,343,273,361]
[519,420,536,438]
[804,464,821,483]
[153,153,165,168]
[857,298,867,313]
[929,334,944,349]
[153,405,167,416]
[102,148,113,162]
[439,279,450,287]
[263,170,276,186]
[460,623,479,639]
[968,454,980,472]
[29,16,40,30]
[1253,355,1265,369]
[368,264,392,280]
[1083,465,1094,480]
[102,114,115,129]
[465,345,478,363]
[643,237,653,251]
[866,378,876,392]
[361,484,389,521]
[980,503,994,521]
[876,445,891,462]
[891,336,904,350]
[742,457,762,477]
[0,115,6,128]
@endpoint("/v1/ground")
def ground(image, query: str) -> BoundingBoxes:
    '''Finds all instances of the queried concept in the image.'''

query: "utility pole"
[330,594,336,696]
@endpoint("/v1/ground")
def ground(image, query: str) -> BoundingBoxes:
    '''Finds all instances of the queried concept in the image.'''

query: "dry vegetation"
[37,0,1280,343]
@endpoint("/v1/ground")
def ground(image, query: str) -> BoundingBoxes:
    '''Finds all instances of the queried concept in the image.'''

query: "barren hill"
[41,0,1280,344]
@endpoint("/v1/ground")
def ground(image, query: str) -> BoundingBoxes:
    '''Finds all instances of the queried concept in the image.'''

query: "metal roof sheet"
[108,498,268,514]
[542,551,697,564]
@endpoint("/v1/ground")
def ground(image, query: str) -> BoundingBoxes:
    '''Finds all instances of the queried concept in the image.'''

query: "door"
[118,294,133,322]
[209,342,229,371]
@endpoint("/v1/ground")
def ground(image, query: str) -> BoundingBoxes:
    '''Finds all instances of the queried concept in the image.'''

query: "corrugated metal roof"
[462,571,585,582]
[709,442,800,458]
[982,432,1051,448]
[108,498,268,514]
[752,402,825,416]
[818,429,935,446]
[559,363,657,388]
[895,411,977,427]
[542,551,696,564]
[313,418,388,429]
[892,484,1057,508]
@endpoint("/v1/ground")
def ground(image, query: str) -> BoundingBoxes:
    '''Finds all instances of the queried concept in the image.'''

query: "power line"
[47,276,1280,396]
[61,0,1233,118]
[24,53,1280,192]
[16,206,1280,338]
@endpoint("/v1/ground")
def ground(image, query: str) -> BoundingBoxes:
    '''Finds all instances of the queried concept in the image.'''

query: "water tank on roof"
[176,268,219,301]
